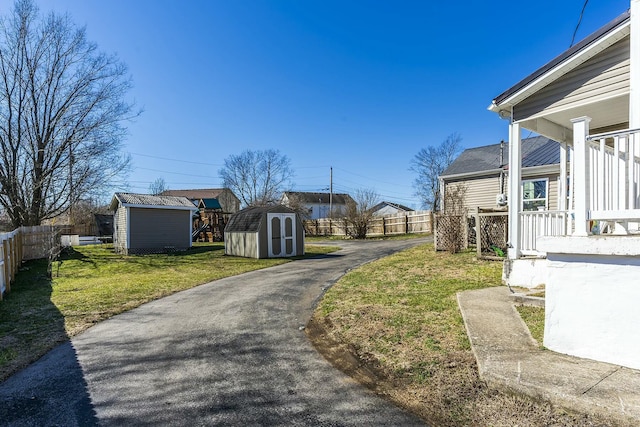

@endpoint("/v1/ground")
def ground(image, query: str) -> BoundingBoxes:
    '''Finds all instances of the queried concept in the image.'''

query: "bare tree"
[341,188,379,239]
[219,149,294,207]
[282,192,312,220]
[439,182,468,254]
[149,178,167,196]
[411,133,462,212]
[0,0,136,227]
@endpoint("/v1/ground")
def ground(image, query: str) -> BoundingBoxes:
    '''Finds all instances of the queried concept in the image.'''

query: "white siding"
[114,206,127,254]
[446,175,503,211]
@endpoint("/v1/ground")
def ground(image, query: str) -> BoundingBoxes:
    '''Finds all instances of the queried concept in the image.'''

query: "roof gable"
[198,198,222,209]
[371,201,413,213]
[490,10,630,114]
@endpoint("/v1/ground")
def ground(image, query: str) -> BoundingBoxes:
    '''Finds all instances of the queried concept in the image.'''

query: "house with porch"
[440,136,561,215]
[489,2,640,369]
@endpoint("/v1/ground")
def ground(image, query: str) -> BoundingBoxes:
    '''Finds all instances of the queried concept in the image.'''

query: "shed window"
[522,178,548,211]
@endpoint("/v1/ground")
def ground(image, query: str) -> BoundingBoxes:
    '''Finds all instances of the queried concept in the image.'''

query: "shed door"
[267,213,296,257]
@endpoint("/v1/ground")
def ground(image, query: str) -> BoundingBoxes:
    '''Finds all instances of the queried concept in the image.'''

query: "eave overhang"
[488,10,631,118]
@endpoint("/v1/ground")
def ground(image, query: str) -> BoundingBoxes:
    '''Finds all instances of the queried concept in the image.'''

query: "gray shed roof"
[441,136,560,177]
[110,193,197,211]
[225,205,296,233]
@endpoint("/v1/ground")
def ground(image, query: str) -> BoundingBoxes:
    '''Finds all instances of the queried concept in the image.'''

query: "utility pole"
[329,167,333,218]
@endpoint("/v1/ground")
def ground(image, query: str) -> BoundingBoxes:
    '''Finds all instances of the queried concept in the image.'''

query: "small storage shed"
[110,193,198,255]
[224,205,304,259]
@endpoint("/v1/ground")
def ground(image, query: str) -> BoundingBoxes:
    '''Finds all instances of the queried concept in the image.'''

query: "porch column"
[631,0,640,128]
[507,122,521,259]
[559,141,567,211]
[571,117,591,236]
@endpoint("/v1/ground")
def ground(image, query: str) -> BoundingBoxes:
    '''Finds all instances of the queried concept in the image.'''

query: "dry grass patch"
[517,305,545,345]
[310,243,623,426]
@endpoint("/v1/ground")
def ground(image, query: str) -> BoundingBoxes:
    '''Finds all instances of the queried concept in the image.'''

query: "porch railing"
[520,210,569,255]
[587,128,640,223]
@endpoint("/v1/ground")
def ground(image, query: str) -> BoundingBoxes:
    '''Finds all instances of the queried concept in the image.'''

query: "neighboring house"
[489,3,640,370]
[370,201,414,217]
[224,205,304,259]
[281,192,354,219]
[110,193,198,255]
[440,137,562,214]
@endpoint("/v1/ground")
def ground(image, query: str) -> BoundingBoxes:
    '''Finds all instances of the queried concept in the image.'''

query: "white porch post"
[571,117,591,236]
[559,142,567,211]
[631,0,640,128]
[507,122,521,259]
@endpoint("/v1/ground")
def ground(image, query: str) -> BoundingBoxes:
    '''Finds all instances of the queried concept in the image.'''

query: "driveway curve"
[0,238,431,426]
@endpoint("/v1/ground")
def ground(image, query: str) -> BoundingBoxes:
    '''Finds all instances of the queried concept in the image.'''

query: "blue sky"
[24,1,633,207]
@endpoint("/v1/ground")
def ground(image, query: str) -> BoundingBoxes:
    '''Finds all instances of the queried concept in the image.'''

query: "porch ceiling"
[520,94,629,141]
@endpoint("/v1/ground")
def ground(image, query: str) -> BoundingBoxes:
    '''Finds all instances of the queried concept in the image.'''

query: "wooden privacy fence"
[304,210,433,237]
[0,226,59,301]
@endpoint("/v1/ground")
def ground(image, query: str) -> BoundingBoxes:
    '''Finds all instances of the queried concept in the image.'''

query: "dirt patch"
[306,311,628,427]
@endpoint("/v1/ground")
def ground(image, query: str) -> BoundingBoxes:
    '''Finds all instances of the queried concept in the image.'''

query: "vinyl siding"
[218,190,240,213]
[446,172,560,211]
[514,36,630,121]
[225,232,259,258]
[114,206,128,254]
[128,208,191,251]
[445,175,503,211]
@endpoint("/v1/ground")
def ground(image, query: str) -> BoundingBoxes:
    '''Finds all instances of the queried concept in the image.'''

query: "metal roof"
[198,198,222,210]
[111,193,197,210]
[440,136,559,177]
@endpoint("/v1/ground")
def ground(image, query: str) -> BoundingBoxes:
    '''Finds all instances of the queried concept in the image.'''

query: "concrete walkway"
[458,286,640,425]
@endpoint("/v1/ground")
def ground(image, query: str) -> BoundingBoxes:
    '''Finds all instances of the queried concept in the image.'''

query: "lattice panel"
[477,214,507,257]
[435,214,466,253]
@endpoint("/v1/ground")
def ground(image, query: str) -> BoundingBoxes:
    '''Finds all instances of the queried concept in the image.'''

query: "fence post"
[11,233,18,277]
[17,228,23,265]
[3,238,10,294]
[475,211,482,259]
[405,214,408,234]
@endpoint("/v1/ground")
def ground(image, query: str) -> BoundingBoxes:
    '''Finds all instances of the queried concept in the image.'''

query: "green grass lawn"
[0,242,338,381]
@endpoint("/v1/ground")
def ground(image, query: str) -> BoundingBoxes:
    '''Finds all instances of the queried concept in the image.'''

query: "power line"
[134,166,220,180]
[130,152,223,167]
[333,166,414,189]
[570,0,589,48]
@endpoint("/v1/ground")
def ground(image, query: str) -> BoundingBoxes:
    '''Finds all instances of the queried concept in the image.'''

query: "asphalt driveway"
[0,238,431,426]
